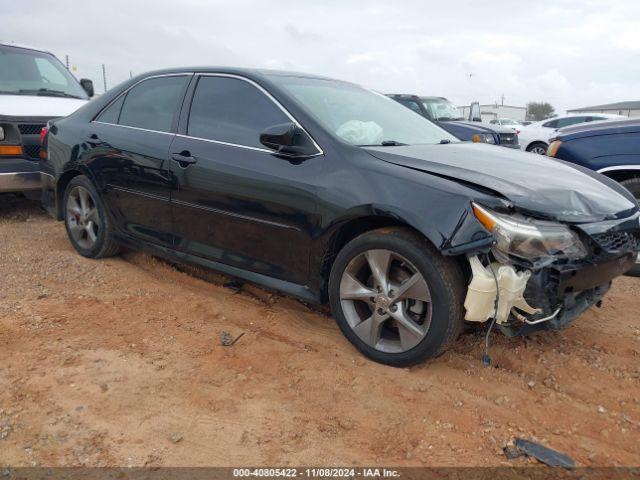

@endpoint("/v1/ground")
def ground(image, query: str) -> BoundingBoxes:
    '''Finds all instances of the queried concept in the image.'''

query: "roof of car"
[527,113,624,126]
[555,117,640,141]
[387,94,448,101]
[0,41,52,55]
[132,66,345,83]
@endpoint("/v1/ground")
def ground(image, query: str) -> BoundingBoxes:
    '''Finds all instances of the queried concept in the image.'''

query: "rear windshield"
[0,45,87,99]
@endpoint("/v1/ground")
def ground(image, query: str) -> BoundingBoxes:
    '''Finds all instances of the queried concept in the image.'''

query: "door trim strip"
[108,184,300,231]
[171,198,300,231]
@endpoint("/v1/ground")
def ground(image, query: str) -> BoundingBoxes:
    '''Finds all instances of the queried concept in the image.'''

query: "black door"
[83,74,190,246]
[169,75,323,285]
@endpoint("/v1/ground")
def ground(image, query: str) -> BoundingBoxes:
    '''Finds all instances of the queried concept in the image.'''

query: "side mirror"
[80,79,94,98]
[260,123,318,160]
[469,101,481,122]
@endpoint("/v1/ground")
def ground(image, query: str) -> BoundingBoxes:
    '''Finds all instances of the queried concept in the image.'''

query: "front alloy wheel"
[329,227,465,367]
[339,249,432,353]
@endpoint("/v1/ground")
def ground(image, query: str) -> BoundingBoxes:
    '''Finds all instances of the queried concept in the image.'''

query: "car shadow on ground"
[0,193,45,220]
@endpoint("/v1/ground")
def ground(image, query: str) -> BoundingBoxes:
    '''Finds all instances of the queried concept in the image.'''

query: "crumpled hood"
[365,142,638,223]
[0,94,87,117]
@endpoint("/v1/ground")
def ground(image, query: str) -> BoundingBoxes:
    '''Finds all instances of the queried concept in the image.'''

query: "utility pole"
[102,64,107,93]
[65,55,69,70]
[501,93,505,106]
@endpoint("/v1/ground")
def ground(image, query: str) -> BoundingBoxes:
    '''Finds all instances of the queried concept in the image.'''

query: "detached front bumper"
[505,253,636,336]
[0,158,41,192]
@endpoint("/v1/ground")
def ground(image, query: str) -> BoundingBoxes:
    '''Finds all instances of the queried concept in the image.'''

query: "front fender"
[322,202,493,256]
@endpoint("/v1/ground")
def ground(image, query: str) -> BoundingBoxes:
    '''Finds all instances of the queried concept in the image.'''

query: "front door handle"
[171,151,198,167]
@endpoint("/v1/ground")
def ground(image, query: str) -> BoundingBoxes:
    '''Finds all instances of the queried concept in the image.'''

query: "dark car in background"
[547,118,640,200]
[547,118,640,275]
[388,94,520,149]
[40,68,639,367]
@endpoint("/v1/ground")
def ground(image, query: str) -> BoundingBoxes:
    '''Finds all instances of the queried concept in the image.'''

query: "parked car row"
[2,42,639,367]
[518,113,625,154]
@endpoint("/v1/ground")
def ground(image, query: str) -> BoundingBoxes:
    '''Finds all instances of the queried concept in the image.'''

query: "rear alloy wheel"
[66,186,100,250]
[329,228,465,367]
[527,142,548,155]
[63,175,120,258]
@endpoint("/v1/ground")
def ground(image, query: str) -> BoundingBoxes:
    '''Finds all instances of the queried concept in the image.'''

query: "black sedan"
[40,68,640,367]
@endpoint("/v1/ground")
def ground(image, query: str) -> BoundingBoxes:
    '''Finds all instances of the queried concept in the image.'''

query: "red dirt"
[1,195,639,467]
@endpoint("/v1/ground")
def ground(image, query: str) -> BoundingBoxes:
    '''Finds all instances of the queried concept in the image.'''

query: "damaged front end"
[463,203,640,336]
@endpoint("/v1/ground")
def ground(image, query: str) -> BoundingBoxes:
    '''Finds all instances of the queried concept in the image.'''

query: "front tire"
[63,175,120,258]
[328,227,465,367]
[526,142,548,155]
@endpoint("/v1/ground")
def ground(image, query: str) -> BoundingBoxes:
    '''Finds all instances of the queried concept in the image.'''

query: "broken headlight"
[472,203,587,263]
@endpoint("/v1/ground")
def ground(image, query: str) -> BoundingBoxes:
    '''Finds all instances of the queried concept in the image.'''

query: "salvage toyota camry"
[40,68,640,367]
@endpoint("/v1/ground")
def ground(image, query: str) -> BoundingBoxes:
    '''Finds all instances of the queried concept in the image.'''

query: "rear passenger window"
[556,117,586,128]
[118,76,188,133]
[96,95,125,124]
[187,76,289,148]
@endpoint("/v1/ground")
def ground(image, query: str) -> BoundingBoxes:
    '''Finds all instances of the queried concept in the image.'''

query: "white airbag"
[336,120,383,145]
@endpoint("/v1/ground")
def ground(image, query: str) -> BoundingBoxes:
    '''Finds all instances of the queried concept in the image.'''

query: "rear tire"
[328,227,466,367]
[63,175,120,259]
[526,142,548,155]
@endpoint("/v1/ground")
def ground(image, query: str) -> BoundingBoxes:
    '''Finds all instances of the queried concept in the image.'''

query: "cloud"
[2,0,639,113]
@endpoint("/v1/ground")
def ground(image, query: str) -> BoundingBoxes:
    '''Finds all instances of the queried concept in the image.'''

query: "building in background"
[567,101,640,117]
[458,103,526,123]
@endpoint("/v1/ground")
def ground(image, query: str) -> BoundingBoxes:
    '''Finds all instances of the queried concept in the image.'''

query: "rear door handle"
[171,151,197,167]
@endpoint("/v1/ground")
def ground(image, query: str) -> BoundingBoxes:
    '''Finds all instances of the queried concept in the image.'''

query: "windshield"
[0,45,87,99]
[270,76,458,146]
[422,98,464,121]
[500,119,519,125]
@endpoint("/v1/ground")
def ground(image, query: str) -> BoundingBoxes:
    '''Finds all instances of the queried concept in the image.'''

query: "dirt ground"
[0,194,639,468]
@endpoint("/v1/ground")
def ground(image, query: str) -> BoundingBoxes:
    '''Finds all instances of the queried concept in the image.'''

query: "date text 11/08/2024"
[232,468,401,478]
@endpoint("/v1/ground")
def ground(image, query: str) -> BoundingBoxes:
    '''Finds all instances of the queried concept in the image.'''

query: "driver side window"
[187,76,289,148]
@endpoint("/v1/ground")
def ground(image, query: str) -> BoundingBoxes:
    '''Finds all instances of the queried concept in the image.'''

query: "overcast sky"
[3,0,639,113]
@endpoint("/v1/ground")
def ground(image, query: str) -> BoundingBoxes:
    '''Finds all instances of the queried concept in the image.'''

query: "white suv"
[519,114,625,154]
[0,42,91,193]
